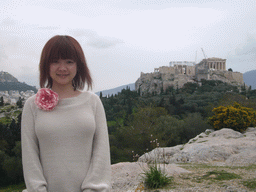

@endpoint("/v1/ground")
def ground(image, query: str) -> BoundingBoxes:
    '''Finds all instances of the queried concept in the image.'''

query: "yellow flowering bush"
[209,102,256,132]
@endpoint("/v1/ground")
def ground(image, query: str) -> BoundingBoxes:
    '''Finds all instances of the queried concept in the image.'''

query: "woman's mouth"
[57,74,69,78]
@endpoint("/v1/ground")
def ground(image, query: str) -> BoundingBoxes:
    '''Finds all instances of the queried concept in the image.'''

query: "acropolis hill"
[135,57,244,94]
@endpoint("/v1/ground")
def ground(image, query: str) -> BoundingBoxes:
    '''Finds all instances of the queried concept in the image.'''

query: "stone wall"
[225,71,244,85]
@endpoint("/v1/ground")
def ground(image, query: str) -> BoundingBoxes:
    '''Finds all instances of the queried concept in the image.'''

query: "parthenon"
[197,57,226,71]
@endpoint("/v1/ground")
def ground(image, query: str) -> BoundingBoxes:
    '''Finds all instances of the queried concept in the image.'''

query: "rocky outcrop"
[135,72,195,95]
[111,128,256,191]
[138,128,256,166]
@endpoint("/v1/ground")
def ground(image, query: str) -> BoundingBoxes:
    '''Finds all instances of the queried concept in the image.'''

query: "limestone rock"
[111,162,190,192]
[139,128,256,166]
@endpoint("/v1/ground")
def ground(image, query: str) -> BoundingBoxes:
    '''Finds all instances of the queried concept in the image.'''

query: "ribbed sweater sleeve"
[21,97,48,192]
[81,95,111,192]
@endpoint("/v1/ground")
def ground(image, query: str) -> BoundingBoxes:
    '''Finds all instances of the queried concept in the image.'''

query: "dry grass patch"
[166,163,256,191]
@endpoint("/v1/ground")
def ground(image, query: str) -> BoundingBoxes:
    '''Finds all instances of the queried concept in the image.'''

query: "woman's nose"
[58,62,67,70]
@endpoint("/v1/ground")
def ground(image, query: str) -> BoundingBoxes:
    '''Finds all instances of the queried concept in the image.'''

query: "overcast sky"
[0,0,256,92]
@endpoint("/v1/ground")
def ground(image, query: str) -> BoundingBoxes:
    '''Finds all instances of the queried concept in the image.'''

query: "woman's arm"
[81,95,111,192]
[21,98,47,192]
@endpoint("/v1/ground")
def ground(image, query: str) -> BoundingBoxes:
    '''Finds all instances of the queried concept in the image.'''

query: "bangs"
[48,38,78,63]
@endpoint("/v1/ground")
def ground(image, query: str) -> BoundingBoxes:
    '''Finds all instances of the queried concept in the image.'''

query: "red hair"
[39,35,92,90]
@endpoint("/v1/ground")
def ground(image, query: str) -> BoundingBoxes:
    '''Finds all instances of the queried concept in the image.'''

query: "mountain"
[95,83,135,96]
[243,70,256,90]
[0,71,37,92]
[0,71,19,83]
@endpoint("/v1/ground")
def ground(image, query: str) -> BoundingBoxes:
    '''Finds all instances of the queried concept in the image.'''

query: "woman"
[21,35,111,192]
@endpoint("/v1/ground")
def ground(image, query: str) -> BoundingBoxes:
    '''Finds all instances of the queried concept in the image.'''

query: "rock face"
[138,128,256,166]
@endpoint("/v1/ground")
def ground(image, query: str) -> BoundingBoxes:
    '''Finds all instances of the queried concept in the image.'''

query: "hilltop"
[0,71,19,83]
[0,71,37,92]
[135,58,244,95]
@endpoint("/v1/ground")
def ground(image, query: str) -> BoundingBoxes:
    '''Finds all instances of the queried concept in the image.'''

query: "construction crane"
[195,50,197,64]
[201,48,207,59]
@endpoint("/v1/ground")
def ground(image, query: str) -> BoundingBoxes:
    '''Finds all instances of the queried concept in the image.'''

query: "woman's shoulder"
[79,91,102,106]
[22,94,38,115]
[24,94,36,107]
[80,91,100,101]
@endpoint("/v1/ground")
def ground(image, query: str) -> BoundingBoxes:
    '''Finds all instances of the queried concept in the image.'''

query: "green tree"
[241,83,247,96]
[180,113,211,143]
[113,107,168,160]
[181,82,199,94]
[0,96,3,106]
[16,97,23,108]
[153,115,182,147]
[2,142,23,185]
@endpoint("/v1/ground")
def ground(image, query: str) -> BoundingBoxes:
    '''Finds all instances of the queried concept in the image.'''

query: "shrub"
[142,163,173,189]
[209,102,256,132]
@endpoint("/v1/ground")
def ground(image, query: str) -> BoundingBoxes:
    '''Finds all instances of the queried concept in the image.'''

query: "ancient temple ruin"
[135,57,244,95]
[197,57,226,71]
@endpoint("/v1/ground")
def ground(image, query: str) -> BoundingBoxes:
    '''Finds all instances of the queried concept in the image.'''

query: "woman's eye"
[67,60,74,64]
[51,62,57,65]
[52,60,59,63]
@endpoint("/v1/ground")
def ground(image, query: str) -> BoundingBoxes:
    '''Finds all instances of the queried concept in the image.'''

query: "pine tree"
[16,97,23,108]
[0,96,3,106]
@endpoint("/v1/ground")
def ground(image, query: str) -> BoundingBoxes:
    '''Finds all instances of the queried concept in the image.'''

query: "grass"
[141,164,173,189]
[0,183,25,192]
[202,170,241,180]
[173,163,256,191]
[242,178,256,190]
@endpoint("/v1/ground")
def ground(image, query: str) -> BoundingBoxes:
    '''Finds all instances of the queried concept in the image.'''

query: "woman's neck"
[51,85,81,99]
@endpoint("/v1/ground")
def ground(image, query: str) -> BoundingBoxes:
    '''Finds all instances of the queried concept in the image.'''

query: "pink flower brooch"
[35,88,59,111]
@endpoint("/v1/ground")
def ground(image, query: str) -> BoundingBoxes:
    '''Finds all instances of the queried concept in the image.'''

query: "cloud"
[0,44,8,63]
[69,28,124,49]
[226,34,256,73]
[87,37,124,49]
[235,35,256,58]
[68,28,96,38]
[36,26,60,31]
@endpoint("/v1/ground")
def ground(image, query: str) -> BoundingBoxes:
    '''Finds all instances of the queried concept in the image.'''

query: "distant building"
[0,90,35,105]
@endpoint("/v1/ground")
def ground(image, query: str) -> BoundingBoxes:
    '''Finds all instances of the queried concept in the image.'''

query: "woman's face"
[49,59,77,88]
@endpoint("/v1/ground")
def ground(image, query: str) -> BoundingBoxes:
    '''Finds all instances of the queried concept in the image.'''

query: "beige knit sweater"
[21,92,111,192]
